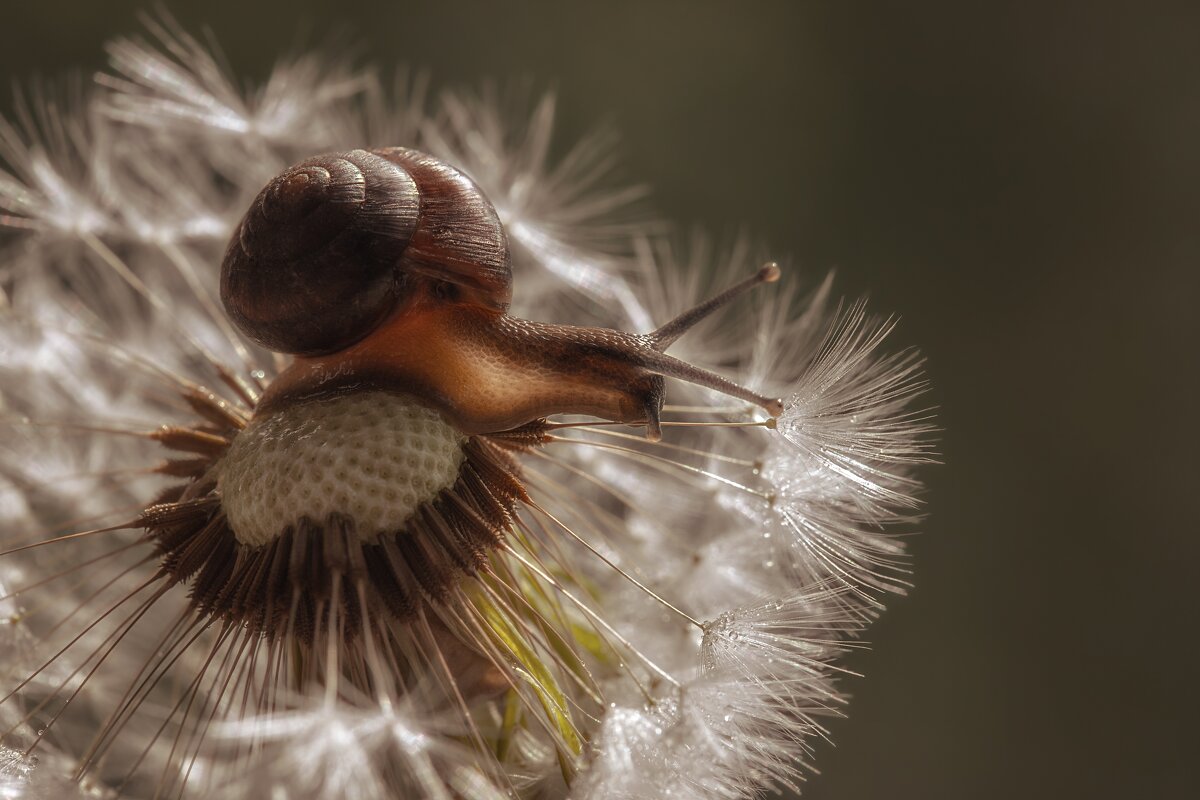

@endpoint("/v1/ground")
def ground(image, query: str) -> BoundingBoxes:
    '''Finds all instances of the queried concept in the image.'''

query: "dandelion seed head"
[0,12,934,799]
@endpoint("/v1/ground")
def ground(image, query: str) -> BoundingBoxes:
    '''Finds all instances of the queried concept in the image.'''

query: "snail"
[129,147,788,642]
[221,147,783,441]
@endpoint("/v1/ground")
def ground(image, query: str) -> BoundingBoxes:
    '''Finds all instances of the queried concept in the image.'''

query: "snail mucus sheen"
[140,147,783,653]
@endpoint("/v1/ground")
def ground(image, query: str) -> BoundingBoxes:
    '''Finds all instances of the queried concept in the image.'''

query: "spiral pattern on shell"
[221,149,421,355]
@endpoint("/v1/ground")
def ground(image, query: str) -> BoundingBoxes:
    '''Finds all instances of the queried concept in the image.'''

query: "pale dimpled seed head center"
[217,392,467,546]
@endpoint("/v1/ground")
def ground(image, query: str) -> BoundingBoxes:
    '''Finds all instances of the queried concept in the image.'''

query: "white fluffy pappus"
[0,12,934,800]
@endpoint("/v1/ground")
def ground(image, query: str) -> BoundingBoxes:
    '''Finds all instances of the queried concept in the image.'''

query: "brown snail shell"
[220,148,511,356]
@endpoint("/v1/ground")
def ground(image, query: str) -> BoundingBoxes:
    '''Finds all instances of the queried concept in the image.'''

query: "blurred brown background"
[2,2,1196,798]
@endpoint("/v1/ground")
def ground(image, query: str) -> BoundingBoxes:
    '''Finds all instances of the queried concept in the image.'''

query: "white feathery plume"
[0,82,114,264]
[578,591,856,799]
[99,16,370,149]
[575,624,844,800]
[209,702,510,800]
[700,590,859,679]
[766,302,935,604]
[775,301,935,503]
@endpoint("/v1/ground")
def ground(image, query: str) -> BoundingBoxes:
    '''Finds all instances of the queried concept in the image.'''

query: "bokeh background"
[2,2,1195,798]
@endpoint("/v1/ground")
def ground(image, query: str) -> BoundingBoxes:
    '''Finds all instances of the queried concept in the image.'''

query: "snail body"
[256,306,666,434]
[222,147,782,438]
